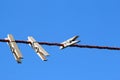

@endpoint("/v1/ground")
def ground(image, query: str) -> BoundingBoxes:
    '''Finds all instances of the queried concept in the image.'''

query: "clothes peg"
[60,36,80,49]
[28,36,49,61]
[7,34,23,63]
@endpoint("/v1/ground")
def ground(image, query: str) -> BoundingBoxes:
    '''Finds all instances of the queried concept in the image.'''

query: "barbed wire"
[0,39,120,51]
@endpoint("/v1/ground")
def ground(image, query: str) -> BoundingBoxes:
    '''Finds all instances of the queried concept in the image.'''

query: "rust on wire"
[0,39,120,50]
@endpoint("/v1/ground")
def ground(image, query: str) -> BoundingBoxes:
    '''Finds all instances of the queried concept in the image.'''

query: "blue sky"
[0,0,120,80]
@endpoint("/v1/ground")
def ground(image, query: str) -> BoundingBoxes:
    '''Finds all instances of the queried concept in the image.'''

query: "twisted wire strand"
[0,39,120,50]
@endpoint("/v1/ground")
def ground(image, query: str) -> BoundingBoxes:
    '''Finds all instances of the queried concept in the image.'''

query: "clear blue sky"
[0,0,120,80]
